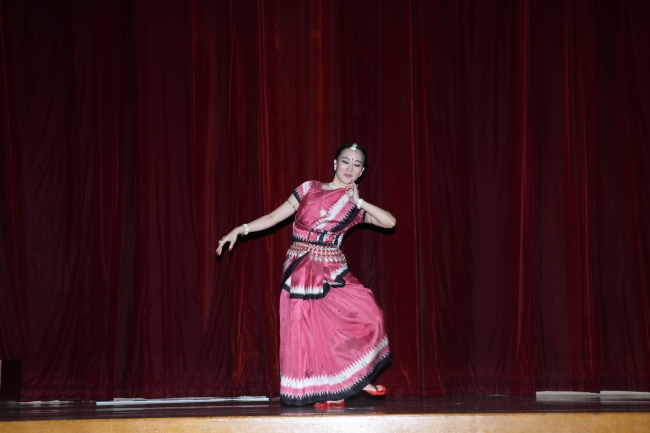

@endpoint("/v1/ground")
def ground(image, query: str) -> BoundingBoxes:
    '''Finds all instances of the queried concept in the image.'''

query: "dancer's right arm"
[215,195,299,255]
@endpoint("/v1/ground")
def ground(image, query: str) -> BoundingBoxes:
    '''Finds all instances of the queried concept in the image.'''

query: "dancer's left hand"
[345,183,361,206]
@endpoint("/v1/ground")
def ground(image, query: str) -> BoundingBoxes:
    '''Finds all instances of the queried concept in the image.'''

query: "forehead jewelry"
[350,143,358,150]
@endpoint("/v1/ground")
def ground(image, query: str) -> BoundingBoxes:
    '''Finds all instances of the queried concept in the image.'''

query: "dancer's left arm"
[346,183,396,229]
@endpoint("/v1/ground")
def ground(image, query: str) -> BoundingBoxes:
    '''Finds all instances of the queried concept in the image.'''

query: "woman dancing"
[216,142,396,408]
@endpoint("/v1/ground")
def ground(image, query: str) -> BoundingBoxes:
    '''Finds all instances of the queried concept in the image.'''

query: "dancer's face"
[335,148,364,184]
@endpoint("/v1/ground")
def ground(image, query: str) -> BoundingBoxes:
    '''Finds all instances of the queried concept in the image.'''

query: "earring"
[334,160,337,171]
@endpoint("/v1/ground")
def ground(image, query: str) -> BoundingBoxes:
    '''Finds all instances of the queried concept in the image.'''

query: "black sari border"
[279,352,392,406]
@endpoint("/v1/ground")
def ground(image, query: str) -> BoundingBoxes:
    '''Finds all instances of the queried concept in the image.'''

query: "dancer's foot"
[314,399,345,409]
[362,384,387,396]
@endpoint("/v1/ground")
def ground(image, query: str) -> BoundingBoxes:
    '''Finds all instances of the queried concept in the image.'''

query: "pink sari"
[279,180,391,406]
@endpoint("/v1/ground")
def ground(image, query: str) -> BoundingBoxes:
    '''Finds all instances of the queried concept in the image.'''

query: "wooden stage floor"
[1,394,650,432]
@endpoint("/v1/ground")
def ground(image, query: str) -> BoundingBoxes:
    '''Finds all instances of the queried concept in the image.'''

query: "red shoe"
[362,384,387,396]
[314,400,345,409]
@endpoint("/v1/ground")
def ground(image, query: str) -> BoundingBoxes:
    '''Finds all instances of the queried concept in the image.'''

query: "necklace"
[320,182,334,217]
[320,182,332,218]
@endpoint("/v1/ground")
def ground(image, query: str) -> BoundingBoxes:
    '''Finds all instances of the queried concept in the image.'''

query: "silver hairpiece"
[351,143,358,150]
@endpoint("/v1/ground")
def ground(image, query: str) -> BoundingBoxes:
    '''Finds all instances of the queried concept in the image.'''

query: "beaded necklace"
[320,182,334,217]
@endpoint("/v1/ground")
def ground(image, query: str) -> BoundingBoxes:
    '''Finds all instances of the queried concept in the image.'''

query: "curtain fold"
[1,0,649,400]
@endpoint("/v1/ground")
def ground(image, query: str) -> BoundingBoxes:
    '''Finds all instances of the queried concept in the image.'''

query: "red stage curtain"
[1,0,649,400]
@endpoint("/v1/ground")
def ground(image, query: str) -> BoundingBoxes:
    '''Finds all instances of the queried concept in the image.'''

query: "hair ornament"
[350,143,358,151]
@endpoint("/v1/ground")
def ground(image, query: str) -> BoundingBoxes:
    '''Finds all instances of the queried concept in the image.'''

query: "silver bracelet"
[243,224,249,235]
[357,199,364,209]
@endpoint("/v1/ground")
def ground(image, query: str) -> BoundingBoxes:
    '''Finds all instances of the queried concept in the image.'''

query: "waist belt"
[286,242,346,263]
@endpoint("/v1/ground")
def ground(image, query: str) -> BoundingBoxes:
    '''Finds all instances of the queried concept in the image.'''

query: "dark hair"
[334,142,368,167]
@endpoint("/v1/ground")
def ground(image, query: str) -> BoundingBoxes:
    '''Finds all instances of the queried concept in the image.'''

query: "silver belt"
[286,242,346,263]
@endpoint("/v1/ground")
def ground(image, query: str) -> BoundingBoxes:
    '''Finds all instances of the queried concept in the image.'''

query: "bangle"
[356,199,364,209]
[243,224,249,235]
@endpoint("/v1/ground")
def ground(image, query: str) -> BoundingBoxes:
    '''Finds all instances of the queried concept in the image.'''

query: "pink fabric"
[291,180,366,248]
[279,181,391,406]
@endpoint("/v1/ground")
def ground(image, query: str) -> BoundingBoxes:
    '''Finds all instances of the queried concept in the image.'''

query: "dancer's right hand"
[215,228,240,255]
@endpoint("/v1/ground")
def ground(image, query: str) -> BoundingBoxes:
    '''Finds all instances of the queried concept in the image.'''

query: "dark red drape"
[1,0,649,400]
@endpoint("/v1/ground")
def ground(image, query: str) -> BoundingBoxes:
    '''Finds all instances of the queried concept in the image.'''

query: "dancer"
[216,142,396,408]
